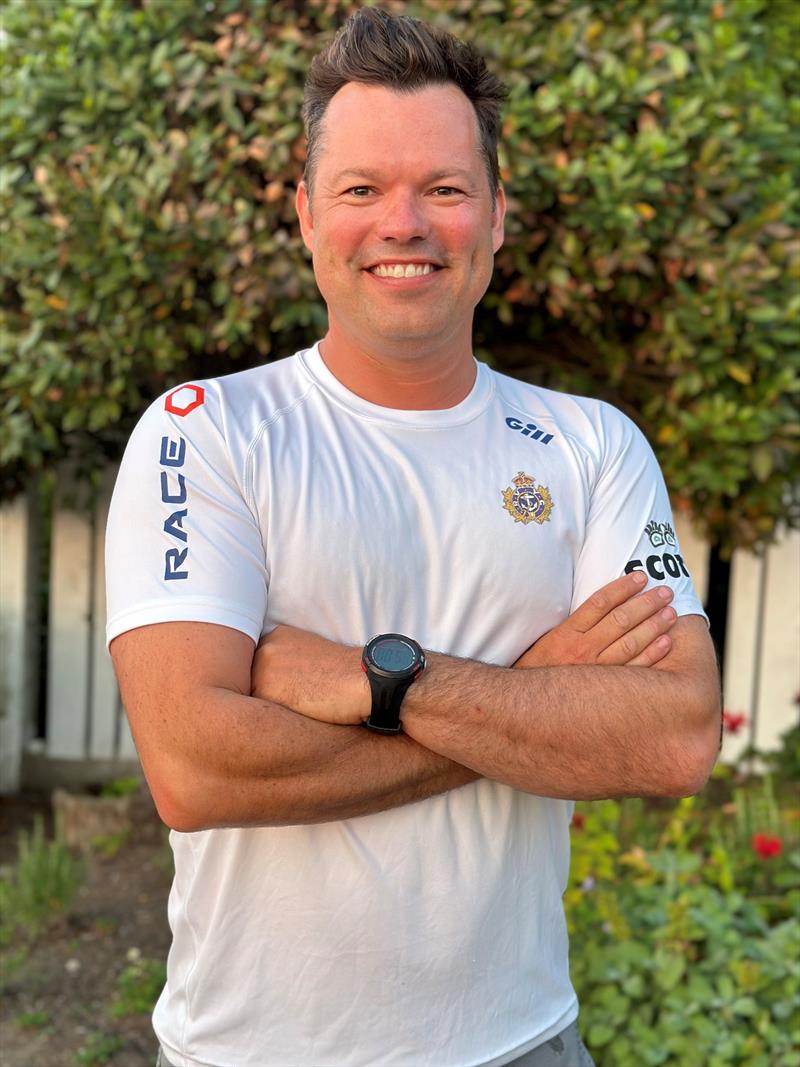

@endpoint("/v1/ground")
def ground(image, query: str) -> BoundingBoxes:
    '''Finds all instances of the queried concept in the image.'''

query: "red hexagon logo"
[165,384,205,417]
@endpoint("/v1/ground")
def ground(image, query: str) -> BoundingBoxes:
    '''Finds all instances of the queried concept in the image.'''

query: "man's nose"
[375,190,430,242]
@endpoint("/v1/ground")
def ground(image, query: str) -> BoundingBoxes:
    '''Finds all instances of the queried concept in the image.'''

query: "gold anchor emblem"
[501,472,554,525]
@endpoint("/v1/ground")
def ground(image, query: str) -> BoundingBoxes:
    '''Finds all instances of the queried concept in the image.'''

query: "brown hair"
[301,7,508,206]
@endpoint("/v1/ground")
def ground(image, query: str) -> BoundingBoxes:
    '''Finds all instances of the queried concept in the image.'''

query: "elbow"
[664,694,722,799]
[145,761,211,834]
[150,784,199,834]
[665,756,716,799]
[148,760,283,832]
[158,799,204,834]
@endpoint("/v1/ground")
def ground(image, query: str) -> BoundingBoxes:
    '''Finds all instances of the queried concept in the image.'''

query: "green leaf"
[668,47,691,79]
[751,446,773,481]
[654,953,686,992]
[730,996,759,1017]
[747,306,782,323]
[622,973,646,999]
[588,1023,616,1048]
[726,363,752,385]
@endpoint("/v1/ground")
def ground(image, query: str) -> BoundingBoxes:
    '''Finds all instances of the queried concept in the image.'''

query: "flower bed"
[566,724,800,1066]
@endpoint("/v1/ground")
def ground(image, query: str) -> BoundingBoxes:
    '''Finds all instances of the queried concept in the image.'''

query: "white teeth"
[370,263,437,278]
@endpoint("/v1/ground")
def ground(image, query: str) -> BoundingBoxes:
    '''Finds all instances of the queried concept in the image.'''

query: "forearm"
[402,625,720,799]
[244,591,718,805]
[145,689,477,831]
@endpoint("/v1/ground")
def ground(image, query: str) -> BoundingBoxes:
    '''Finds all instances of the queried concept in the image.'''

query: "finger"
[570,572,649,632]
[596,605,677,665]
[627,633,673,668]
[588,585,674,650]
[577,582,674,646]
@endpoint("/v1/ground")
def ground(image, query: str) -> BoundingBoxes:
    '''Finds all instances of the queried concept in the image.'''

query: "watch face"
[371,636,417,673]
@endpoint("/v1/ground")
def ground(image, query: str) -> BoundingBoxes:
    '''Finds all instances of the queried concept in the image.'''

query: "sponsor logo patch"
[165,384,205,417]
[505,416,554,445]
[625,552,690,581]
[160,434,189,580]
[626,519,689,581]
[645,520,677,548]
[501,471,554,525]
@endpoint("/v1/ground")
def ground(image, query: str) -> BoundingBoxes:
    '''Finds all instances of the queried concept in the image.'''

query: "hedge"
[1,0,798,550]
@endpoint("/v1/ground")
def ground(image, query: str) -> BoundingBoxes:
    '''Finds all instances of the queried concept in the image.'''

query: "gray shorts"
[504,1021,595,1067]
[156,1020,595,1067]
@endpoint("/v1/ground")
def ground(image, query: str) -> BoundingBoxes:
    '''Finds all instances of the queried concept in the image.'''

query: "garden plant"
[566,722,800,1067]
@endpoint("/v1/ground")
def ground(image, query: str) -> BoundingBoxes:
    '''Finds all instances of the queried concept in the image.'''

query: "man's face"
[295,82,505,360]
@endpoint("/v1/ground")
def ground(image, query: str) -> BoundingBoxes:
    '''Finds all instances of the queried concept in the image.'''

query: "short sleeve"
[105,382,268,646]
[570,404,707,622]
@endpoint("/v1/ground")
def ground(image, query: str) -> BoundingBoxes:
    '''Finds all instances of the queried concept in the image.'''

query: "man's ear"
[295,180,314,253]
[492,183,506,255]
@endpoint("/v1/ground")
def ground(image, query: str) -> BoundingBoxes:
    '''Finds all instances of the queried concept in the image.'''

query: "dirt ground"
[0,789,174,1067]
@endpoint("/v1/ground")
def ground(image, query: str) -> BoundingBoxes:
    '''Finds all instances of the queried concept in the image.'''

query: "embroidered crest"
[501,472,553,525]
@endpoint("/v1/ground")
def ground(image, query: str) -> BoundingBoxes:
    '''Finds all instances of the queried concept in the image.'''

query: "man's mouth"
[366,263,443,278]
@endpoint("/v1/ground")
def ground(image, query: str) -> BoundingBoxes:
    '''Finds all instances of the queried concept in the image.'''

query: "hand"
[251,625,370,725]
[515,572,677,669]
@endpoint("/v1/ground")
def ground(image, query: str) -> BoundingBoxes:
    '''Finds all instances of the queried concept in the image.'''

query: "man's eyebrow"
[328,167,478,186]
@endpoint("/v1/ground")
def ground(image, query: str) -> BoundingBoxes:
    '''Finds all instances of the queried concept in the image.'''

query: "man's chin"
[363,316,452,348]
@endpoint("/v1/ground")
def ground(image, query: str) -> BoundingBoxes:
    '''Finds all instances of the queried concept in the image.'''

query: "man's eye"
[432,187,461,196]
[345,186,372,197]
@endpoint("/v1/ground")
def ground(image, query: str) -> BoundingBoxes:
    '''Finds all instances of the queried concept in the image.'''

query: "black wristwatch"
[361,633,426,734]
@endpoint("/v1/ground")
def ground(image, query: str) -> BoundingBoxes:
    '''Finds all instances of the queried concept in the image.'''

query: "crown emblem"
[501,471,554,526]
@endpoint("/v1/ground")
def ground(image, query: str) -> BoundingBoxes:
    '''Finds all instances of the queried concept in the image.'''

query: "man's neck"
[318,329,477,411]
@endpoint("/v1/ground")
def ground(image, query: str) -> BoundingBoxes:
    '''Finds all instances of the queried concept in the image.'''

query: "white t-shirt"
[106,343,705,1067]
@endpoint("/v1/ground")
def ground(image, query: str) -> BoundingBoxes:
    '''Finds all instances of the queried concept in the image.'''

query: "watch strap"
[365,673,415,733]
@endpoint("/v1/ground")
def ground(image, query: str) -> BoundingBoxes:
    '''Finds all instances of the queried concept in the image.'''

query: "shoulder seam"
[499,391,598,470]
[242,380,317,510]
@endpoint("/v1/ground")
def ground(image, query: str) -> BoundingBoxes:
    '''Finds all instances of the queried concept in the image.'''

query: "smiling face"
[295,82,505,394]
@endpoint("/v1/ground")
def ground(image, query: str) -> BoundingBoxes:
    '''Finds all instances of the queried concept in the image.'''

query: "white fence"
[1,478,798,793]
[1,476,137,793]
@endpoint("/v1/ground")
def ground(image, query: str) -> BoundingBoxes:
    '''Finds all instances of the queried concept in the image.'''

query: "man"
[106,8,720,1067]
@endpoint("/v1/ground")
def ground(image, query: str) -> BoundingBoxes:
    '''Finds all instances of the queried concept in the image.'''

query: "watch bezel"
[362,633,426,680]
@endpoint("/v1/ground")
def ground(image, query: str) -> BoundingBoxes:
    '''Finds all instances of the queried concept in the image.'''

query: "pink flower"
[751,833,783,859]
[722,711,747,734]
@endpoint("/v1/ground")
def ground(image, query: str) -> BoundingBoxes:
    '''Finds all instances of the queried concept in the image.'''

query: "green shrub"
[763,721,800,788]
[572,890,799,1067]
[110,952,166,1018]
[99,776,141,798]
[90,831,131,859]
[0,815,84,944]
[1,0,797,549]
[15,1008,50,1030]
[567,784,800,1066]
[75,1031,124,1067]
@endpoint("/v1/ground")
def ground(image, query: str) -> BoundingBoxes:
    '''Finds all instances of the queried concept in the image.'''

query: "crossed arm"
[403,616,718,800]
[111,572,720,831]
